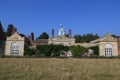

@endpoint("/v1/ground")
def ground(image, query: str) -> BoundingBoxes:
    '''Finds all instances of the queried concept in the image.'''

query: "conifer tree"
[6,24,14,36]
[0,21,5,40]
[37,32,49,39]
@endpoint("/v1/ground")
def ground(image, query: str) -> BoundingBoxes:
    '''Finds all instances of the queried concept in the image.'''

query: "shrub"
[70,45,88,58]
[36,44,69,57]
[89,46,99,55]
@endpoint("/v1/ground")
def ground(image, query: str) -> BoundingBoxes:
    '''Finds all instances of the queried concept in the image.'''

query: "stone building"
[99,34,118,56]
[5,32,25,56]
[87,33,118,56]
[48,25,75,46]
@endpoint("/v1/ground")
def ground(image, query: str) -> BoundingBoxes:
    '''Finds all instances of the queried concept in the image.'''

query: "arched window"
[10,42,19,56]
[105,44,112,56]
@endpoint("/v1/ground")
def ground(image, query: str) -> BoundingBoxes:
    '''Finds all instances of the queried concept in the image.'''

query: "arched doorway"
[10,42,19,56]
[105,44,112,56]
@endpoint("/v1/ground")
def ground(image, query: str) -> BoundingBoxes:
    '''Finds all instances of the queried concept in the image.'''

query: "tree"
[6,24,14,36]
[70,45,88,57]
[74,33,99,43]
[89,46,99,55]
[36,44,69,57]
[37,32,49,39]
[112,34,119,38]
[74,35,81,43]
[0,21,5,40]
[65,33,69,37]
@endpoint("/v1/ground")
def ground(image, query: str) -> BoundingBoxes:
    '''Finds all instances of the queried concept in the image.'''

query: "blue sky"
[0,0,120,38]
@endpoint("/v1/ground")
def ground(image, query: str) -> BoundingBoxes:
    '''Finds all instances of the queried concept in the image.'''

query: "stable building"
[5,32,25,56]
[89,33,118,56]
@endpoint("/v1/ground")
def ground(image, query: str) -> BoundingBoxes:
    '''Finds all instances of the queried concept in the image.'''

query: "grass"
[0,58,120,80]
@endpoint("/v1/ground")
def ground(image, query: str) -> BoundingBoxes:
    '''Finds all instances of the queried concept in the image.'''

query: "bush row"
[24,45,89,57]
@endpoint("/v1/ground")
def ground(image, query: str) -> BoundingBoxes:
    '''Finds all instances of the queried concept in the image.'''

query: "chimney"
[28,34,33,41]
[52,29,54,38]
[69,29,72,38]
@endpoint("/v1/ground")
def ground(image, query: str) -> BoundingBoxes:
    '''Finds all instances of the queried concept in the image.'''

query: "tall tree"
[6,24,14,36]
[65,33,69,37]
[0,21,5,40]
[37,32,49,39]
[74,35,81,43]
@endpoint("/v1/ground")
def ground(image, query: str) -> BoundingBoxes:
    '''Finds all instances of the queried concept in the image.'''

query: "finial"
[60,24,62,28]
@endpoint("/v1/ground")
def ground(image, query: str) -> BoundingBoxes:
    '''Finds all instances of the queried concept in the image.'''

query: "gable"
[99,33,117,42]
[7,32,24,41]
[90,33,117,43]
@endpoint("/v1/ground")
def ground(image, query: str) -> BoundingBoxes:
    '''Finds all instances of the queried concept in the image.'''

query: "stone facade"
[48,25,75,46]
[49,35,75,46]
[99,42,118,56]
[99,33,118,56]
[5,32,25,56]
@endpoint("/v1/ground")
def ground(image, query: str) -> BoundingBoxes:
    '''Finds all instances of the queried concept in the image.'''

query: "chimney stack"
[52,29,54,38]
[69,29,72,38]
[28,33,33,41]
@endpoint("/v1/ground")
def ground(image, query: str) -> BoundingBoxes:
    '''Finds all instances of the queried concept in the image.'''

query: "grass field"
[0,58,120,80]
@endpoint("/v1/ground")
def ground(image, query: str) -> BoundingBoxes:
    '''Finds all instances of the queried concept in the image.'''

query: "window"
[105,44,112,56]
[10,42,19,56]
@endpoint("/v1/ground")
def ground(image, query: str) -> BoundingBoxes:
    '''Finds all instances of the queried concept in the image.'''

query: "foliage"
[0,21,5,40]
[36,44,69,57]
[89,46,99,56]
[74,33,99,43]
[37,32,49,39]
[111,34,119,38]
[6,24,15,37]
[65,33,69,37]
[24,46,35,57]
[70,45,88,57]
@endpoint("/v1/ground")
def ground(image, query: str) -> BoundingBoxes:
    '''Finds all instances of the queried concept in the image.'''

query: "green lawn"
[0,58,120,80]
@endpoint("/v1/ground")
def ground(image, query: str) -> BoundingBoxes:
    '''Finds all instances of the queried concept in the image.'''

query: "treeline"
[74,34,99,43]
